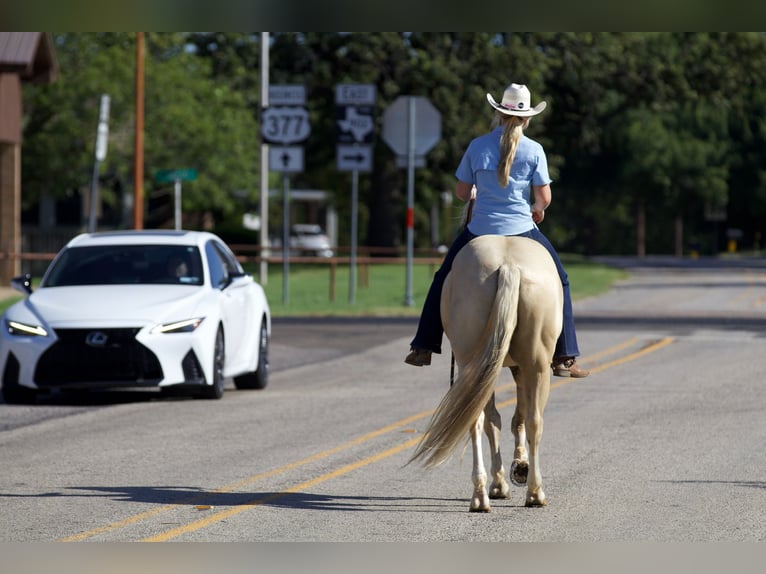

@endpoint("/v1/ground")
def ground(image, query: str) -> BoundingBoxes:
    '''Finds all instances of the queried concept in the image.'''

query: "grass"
[0,257,627,318]
[250,256,626,317]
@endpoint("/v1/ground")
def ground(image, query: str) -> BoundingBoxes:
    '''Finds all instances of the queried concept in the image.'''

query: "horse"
[409,234,563,512]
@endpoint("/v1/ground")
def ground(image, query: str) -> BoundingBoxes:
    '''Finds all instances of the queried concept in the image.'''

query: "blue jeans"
[410,227,580,360]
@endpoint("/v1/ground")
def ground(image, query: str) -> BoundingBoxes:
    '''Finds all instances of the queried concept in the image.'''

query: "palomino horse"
[409,235,563,512]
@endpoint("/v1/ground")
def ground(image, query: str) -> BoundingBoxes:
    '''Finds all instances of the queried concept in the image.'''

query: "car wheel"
[2,358,37,404]
[199,327,225,400]
[233,319,269,390]
[2,382,37,405]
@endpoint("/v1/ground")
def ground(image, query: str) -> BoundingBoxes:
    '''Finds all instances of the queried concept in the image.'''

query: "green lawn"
[0,258,626,318]
[252,257,626,317]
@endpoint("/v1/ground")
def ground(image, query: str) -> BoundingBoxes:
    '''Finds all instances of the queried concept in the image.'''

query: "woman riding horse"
[405,82,588,378]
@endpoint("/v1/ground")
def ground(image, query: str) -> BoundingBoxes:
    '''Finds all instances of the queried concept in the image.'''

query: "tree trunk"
[675,213,683,256]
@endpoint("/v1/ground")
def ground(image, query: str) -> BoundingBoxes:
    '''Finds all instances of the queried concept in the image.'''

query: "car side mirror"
[10,273,33,295]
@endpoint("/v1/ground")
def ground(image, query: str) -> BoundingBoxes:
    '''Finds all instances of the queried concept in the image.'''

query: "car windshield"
[43,244,204,287]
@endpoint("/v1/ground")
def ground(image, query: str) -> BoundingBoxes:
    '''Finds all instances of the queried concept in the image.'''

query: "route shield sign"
[335,84,376,145]
[261,107,311,145]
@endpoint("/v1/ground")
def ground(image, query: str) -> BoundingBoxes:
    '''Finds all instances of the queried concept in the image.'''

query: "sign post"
[336,83,376,304]
[262,85,310,304]
[155,168,198,230]
[88,94,110,232]
[382,96,441,307]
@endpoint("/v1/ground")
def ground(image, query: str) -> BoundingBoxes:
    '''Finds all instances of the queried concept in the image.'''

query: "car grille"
[35,328,163,386]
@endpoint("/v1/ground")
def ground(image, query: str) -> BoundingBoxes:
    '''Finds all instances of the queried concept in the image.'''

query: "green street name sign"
[155,168,197,183]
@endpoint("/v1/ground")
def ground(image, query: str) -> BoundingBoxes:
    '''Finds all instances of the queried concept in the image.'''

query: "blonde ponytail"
[495,114,527,187]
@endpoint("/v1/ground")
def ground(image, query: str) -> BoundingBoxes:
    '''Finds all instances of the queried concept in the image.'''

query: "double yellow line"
[60,335,674,543]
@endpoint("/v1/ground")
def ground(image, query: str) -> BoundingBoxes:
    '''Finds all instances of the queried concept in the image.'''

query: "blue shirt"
[455,127,552,236]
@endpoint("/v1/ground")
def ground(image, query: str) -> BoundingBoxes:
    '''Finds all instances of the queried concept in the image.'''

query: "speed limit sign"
[261,107,311,145]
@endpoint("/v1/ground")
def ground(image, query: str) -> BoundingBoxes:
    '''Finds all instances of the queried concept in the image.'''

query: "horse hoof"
[470,506,491,513]
[489,482,511,499]
[510,460,528,487]
[525,494,547,507]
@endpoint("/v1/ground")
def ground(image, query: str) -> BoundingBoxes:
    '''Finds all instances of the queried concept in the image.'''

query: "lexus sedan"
[0,230,270,403]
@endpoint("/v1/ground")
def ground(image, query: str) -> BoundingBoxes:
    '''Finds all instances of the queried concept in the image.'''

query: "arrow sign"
[336,144,372,172]
[269,146,304,173]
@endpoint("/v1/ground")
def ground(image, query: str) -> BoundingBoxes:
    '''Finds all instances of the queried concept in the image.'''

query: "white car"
[289,224,333,257]
[0,230,270,403]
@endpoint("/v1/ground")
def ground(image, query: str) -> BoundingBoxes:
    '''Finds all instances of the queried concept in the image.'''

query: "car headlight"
[151,317,205,334]
[5,319,48,337]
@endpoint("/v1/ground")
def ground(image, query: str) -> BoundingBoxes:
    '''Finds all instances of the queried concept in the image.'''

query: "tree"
[22,33,259,229]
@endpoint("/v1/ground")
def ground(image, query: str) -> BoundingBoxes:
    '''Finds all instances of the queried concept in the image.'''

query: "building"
[0,32,57,284]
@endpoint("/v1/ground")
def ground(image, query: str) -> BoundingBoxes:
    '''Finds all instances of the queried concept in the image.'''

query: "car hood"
[22,285,207,326]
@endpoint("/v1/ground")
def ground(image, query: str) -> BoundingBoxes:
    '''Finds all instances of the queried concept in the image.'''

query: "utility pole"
[133,32,145,229]
[259,32,270,284]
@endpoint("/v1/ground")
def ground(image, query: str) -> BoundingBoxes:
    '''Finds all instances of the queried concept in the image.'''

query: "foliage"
[22,33,258,228]
[19,32,766,255]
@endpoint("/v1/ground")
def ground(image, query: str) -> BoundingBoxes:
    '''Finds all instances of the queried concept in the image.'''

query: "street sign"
[336,106,375,144]
[335,83,376,145]
[269,146,304,173]
[337,144,373,172]
[261,107,311,144]
[382,96,441,156]
[155,168,198,183]
[269,84,306,106]
[335,84,376,105]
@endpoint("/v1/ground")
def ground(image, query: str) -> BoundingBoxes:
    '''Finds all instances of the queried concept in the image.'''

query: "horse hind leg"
[469,411,491,512]
[509,368,529,488]
[519,363,551,508]
[483,393,510,500]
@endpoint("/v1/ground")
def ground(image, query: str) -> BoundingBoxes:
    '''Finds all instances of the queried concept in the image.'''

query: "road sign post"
[336,84,376,304]
[262,85,310,305]
[154,168,198,230]
[382,96,441,307]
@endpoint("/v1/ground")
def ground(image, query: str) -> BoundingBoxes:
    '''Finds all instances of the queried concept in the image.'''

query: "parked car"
[0,230,270,403]
[289,224,333,257]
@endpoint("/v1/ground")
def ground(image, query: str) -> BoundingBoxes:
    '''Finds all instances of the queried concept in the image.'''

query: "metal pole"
[259,32,270,285]
[349,167,358,304]
[404,96,415,306]
[133,32,144,230]
[282,174,290,305]
[174,179,182,230]
[88,94,110,233]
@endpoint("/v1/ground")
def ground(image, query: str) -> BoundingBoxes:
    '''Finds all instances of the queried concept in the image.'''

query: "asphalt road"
[1,257,765,544]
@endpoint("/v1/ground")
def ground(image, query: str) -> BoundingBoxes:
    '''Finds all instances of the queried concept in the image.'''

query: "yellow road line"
[58,410,431,542]
[588,337,674,375]
[142,436,422,542]
[61,334,674,542]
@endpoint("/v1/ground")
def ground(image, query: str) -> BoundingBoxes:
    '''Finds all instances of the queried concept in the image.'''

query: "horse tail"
[409,263,521,469]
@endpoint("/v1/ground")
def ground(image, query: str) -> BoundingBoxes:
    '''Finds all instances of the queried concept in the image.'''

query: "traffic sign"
[335,83,376,146]
[261,107,311,145]
[155,168,197,183]
[336,106,375,144]
[335,84,376,105]
[269,84,306,106]
[337,144,373,172]
[382,96,441,156]
[269,146,304,173]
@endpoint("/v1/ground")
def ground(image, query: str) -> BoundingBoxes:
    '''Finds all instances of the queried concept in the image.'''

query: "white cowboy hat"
[486,83,547,117]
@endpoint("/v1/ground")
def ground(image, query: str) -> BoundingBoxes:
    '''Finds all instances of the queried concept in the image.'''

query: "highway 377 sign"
[262,85,310,173]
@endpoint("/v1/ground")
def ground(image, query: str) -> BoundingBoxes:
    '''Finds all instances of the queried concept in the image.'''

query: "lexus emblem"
[85,331,108,347]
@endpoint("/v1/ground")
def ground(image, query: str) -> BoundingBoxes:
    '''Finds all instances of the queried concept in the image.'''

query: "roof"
[0,32,57,83]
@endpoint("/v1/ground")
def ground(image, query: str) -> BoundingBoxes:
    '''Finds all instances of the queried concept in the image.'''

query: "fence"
[0,245,444,303]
